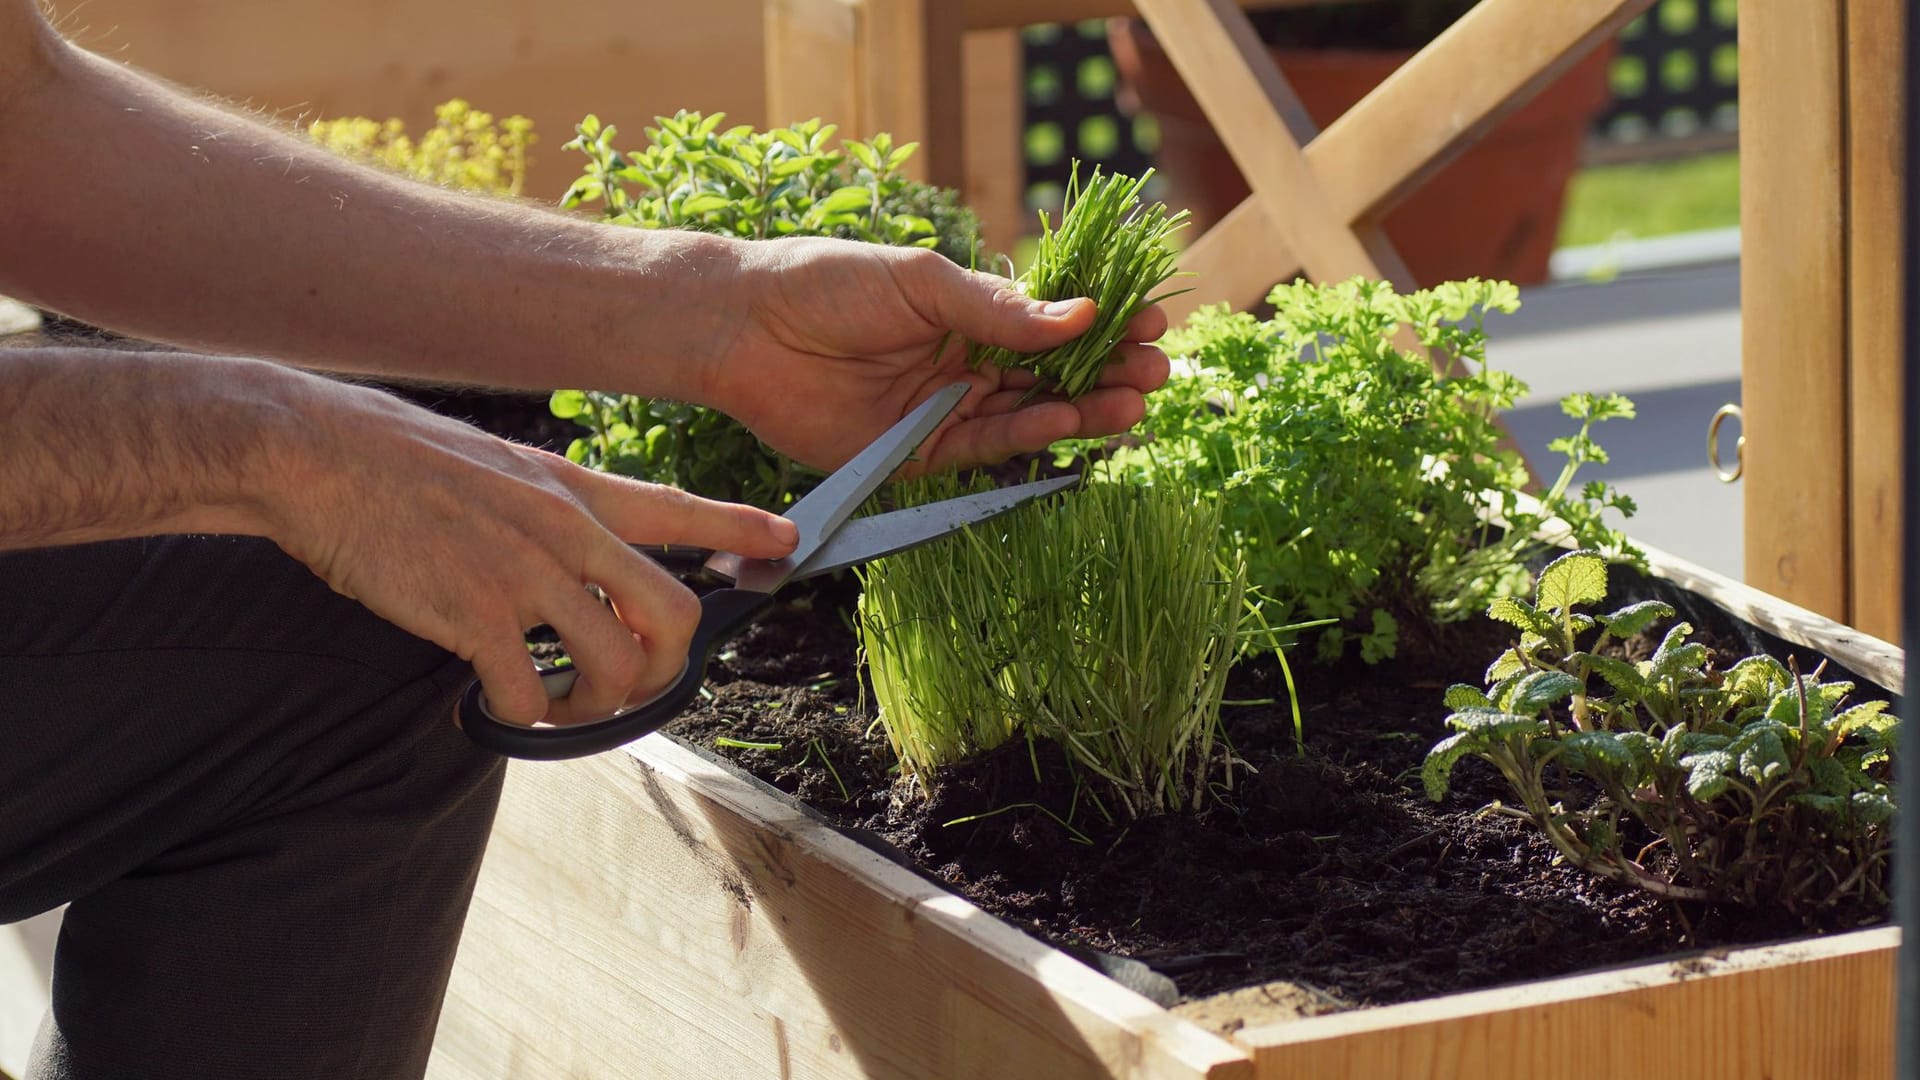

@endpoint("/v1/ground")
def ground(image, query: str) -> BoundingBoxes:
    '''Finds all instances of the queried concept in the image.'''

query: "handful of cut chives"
[972,165,1189,399]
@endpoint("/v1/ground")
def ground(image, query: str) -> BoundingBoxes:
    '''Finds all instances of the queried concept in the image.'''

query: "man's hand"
[269,382,798,726]
[698,238,1171,475]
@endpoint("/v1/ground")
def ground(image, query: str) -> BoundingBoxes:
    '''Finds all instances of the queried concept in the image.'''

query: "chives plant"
[855,478,1255,819]
[972,166,1189,399]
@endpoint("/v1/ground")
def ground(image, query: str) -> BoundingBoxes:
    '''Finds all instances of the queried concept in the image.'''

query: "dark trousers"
[0,535,505,1079]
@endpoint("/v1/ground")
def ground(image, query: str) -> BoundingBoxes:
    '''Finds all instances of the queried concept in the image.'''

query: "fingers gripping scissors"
[459,382,1074,761]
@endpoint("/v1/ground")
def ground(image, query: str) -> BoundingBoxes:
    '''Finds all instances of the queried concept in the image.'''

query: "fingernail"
[1042,298,1086,317]
[768,516,799,546]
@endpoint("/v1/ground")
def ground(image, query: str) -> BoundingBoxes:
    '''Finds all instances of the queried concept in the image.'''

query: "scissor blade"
[787,475,1078,581]
[707,382,971,592]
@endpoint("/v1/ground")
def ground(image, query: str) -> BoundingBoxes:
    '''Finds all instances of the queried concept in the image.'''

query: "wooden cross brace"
[1133,0,1657,325]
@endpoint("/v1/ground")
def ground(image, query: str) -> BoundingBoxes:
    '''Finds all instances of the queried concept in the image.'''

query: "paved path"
[1488,259,1743,579]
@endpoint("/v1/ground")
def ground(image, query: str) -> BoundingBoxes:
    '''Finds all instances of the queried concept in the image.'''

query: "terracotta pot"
[1106,20,1617,286]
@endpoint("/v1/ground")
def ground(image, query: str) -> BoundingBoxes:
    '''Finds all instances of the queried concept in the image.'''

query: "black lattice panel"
[1596,0,1740,144]
[1020,20,1161,221]
[1019,2,1741,219]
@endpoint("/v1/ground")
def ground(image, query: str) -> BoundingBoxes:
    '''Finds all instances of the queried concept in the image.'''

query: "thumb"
[907,252,1096,353]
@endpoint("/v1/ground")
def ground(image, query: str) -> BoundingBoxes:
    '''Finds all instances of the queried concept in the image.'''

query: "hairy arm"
[0,0,738,401]
[0,347,290,549]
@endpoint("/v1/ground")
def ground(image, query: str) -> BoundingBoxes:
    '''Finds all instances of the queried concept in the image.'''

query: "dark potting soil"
[670,571,1892,1014]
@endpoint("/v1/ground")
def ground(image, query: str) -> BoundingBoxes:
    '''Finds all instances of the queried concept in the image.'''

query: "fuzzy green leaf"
[1735,726,1791,785]
[1724,655,1791,701]
[1574,652,1650,698]
[1680,749,1735,800]
[1649,623,1708,681]
[1486,597,1552,636]
[1597,599,1674,640]
[1535,551,1608,613]
[1446,707,1546,741]
[1834,700,1896,738]
[1559,730,1633,771]
[1764,679,1838,735]
[1850,791,1896,824]
[1509,670,1582,716]
[1422,731,1482,801]
[1485,648,1526,682]
[1443,684,1491,710]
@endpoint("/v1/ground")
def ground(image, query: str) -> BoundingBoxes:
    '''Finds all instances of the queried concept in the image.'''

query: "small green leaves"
[1485,648,1526,682]
[1507,670,1582,715]
[1422,731,1480,801]
[1649,622,1709,681]
[1430,552,1898,916]
[1597,599,1674,639]
[1486,597,1551,636]
[1446,707,1546,740]
[1536,550,1608,613]
[1559,730,1633,772]
[1680,748,1735,800]
[815,185,873,214]
[548,388,588,419]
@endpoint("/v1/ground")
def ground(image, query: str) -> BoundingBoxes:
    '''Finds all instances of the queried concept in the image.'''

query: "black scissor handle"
[459,588,775,760]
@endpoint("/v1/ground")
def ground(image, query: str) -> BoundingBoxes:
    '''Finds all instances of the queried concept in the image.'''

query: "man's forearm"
[0,18,742,401]
[0,347,297,550]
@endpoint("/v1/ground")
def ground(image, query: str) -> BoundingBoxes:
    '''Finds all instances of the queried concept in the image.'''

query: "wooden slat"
[1502,489,1903,690]
[430,741,1255,1080]
[858,0,968,189]
[50,0,779,202]
[1740,0,1851,621]
[962,29,1026,261]
[1844,0,1906,643]
[1640,534,1904,692]
[765,0,863,131]
[1132,0,1399,289]
[1235,927,1897,1079]
[1167,0,1653,321]
[960,0,1369,32]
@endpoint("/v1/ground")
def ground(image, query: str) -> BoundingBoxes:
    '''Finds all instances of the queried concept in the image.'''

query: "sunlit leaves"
[1423,561,1897,917]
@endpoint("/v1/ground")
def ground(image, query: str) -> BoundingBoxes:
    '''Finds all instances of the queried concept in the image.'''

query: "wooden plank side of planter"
[429,741,1254,1080]
[1232,927,1897,1079]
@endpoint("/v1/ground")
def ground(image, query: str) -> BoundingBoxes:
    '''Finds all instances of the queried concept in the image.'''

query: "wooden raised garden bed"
[425,535,1902,1080]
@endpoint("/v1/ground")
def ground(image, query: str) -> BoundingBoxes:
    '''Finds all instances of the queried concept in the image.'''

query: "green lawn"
[1556,151,1740,248]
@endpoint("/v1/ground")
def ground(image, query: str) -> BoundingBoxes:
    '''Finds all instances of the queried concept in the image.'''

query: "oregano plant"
[1424,551,1896,918]
[551,111,984,508]
[309,99,535,197]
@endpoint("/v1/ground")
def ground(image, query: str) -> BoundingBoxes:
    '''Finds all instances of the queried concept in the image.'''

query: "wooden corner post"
[1740,0,1907,639]
[763,0,968,191]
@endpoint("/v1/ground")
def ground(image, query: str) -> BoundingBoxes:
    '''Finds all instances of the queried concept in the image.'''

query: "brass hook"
[1707,403,1744,483]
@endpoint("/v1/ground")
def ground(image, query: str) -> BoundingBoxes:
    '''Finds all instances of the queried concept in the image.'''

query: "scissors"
[459,381,1076,760]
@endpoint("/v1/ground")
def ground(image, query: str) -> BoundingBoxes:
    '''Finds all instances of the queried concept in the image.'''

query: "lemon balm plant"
[551,111,983,508]
[856,478,1267,820]
[1423,551,1896,917]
